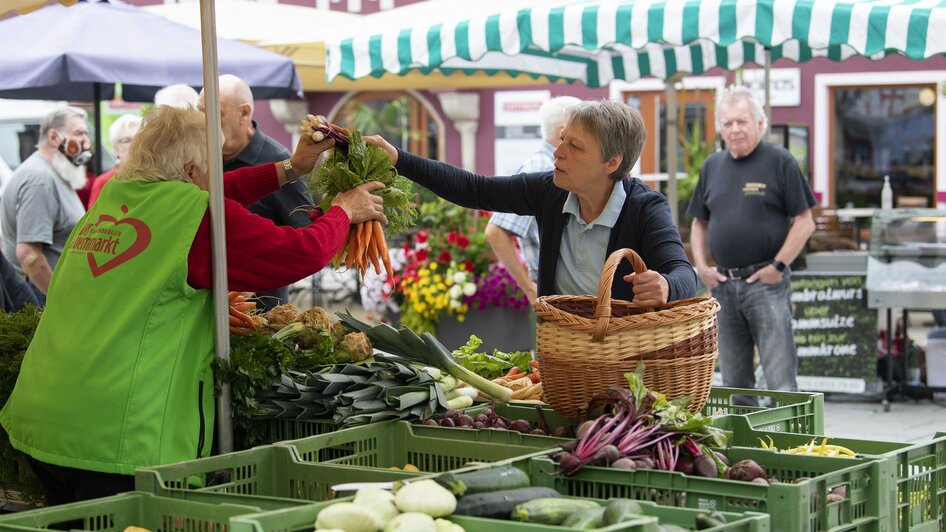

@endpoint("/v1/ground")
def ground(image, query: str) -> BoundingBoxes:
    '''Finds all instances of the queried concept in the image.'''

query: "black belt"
[717,261,771,280]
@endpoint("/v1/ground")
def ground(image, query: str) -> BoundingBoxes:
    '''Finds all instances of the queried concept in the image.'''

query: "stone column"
[437,92,480,172]
[269,99,310,148]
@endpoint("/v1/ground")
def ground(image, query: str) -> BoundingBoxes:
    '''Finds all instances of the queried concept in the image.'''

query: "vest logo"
[743,182,766,196]
[70,205,152,278]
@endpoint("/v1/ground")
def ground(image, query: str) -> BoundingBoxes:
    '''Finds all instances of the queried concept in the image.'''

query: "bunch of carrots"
[228,291,257,335]
[301,114,396,281]
[336,220,394,281]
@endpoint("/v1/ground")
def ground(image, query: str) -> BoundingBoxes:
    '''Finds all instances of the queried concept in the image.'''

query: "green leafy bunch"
[307,129,417,235]
[0,306,45,507]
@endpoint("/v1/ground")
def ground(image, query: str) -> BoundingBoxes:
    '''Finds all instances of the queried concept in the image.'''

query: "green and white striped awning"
[326,0,946,87]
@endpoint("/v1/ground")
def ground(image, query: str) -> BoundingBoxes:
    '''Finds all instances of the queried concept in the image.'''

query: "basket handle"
[592,248,648,342]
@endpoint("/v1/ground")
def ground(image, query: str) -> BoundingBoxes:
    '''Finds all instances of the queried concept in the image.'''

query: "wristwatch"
[282,158,297,181]
[771,259,787,272]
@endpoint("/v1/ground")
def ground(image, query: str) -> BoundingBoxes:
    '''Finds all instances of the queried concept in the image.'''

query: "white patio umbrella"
[324,0,946,222]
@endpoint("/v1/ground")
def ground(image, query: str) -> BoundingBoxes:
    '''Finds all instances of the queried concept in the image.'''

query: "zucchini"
[695,511,728,529]
[603,499,645,525]
[511,498,600,524]
[435,466,530,496]
[452,487,560,519]
[561,507,606,529]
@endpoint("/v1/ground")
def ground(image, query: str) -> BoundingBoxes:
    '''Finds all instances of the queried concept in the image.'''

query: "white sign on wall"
[741,68,801,107]
[494,90,550,175]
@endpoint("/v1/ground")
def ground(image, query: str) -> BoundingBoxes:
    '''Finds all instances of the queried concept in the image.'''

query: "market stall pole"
[198,0,232,454]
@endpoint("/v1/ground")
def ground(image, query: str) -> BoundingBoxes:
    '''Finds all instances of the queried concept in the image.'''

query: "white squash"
[394,480,456,517]
[354,487,399,524]
[383,513,437,532]
[314,502,382,532]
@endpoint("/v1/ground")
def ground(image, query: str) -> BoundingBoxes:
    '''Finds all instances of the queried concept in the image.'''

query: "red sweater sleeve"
[187,201,351,291]
[223,163,279,207]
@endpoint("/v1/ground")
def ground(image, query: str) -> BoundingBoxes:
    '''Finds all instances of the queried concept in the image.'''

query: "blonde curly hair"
[115,105,209,185]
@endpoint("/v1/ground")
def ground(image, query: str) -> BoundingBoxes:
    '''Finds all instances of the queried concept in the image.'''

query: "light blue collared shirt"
[554,180,627,295]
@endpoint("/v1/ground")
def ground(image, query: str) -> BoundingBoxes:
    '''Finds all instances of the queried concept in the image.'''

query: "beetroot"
[611,457,637,470]
[575,420,596,440]
[714,451,730,466]
[674,454,695,475]
[559,452,584,475]
[693,454,718,478]
[551,426,572,438]
[725,459,767,482]
[591,445,621,466]
[509,420,533,433]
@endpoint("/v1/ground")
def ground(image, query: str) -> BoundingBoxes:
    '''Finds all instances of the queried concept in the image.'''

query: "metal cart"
[866,209,946,410]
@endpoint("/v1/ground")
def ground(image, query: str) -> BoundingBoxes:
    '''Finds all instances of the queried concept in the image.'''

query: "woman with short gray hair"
[367,98,695,305]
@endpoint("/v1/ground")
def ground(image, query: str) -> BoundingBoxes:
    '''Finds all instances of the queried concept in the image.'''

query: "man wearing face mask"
[0,106,91,305]
[198,75,314,312]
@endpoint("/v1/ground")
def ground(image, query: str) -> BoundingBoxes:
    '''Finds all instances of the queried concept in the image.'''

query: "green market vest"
[0,179,214,475]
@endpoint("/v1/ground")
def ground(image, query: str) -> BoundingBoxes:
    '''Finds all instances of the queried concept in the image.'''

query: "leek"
[337,311,513,402]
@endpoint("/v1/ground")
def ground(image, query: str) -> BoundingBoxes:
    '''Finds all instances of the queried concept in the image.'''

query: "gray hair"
[39,106,88,140]
[116,106,208,185]
[716,84,768,132]
[154,84,200,109]
[108,114,143,146]
[567,99,645,180]
[539,96,581,143]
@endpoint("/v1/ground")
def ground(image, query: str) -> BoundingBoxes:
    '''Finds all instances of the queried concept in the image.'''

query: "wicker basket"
[534,248,720,418]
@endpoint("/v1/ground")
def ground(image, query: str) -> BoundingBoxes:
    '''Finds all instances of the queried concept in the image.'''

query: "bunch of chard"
[553,364,731,477]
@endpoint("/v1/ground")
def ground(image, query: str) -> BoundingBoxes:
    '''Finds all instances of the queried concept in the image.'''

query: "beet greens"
[553,364,731,477]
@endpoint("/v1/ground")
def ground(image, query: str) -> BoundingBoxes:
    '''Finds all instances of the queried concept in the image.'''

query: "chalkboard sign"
[791,274,876,394]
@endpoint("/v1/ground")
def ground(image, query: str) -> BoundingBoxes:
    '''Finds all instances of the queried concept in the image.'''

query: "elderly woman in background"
[0,105,384,505]
[366,99,695,305]
[88,113,143,206]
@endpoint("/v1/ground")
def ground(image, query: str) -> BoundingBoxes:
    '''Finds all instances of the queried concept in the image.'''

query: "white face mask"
[50,150,89,190]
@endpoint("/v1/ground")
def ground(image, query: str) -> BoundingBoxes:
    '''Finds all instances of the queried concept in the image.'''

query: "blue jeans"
[711,270,798,394]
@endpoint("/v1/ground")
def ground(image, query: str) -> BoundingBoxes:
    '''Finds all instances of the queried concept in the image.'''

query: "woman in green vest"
[0,105,386,505]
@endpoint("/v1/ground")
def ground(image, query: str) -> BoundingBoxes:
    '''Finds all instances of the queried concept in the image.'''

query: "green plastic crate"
[526,447,890,532]
[135,442,423,506]
[259,418,337,443]
[228,496,770,532]
[728,417,945,532]
[0,491,261,531]
[278,420,563,472]
[255,387,824,446]
[703,387,825,434]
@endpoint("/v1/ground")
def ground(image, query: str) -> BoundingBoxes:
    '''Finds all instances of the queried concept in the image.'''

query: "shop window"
[768,125,810,180]
[831,86,936,208]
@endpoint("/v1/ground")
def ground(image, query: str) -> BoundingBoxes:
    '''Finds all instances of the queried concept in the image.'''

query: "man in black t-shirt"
[688,85,816,397]
[199,75,315,312]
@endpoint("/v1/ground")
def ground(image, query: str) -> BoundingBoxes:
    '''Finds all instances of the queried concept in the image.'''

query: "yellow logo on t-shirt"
[743,182,766,196]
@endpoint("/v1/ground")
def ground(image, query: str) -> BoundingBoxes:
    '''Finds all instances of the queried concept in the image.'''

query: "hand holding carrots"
[228,291,258,335]
[332,181,388,225]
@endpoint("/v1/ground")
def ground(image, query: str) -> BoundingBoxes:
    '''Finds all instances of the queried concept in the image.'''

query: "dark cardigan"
[395,151,696,303]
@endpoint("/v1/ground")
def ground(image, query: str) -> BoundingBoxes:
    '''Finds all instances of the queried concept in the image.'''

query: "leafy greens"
[306,130,416,235]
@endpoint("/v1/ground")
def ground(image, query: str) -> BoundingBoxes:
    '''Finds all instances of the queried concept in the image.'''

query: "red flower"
[478,210,492,217]
[464,261,474,272]
[438,251,452,263]
[416,249,429,262]
[416,231,428,244]
[457,235,470,249]
[447,232,458,245]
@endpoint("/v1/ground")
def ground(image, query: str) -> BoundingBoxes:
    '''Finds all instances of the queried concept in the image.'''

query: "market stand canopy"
[326,0,946,88]
[0,0,302,101]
